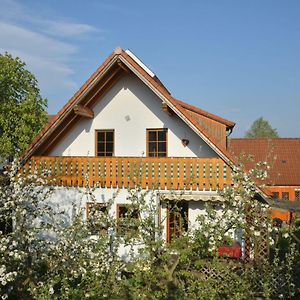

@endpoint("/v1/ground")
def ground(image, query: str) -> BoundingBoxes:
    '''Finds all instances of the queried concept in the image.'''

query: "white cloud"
[0,48,76,89]
[0,22,77,97]
[0,0,99,39]
[0,22,76,59]
[0,0,103,112]
[41,21,98,38]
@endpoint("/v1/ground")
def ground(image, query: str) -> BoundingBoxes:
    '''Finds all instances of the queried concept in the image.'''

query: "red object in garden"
[218,242,242,259]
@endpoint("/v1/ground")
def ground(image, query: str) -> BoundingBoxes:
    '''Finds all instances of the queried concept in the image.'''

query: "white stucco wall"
[49,187,213,241]
[46,186,243,258]
[49,75,217,158]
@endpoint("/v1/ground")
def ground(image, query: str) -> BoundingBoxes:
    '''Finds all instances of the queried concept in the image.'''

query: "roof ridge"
[120,50,239,167]
[24,48,236,166]
[24,48,237,167]
[23,47,270,199]
[23,49,118,157]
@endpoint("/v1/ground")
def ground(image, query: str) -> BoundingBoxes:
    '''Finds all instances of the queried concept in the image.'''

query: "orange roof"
[47,114,55,123]
[228,138,300,186]
[24,47,237,166]
[174,98,235,128]
[22,48,274,199]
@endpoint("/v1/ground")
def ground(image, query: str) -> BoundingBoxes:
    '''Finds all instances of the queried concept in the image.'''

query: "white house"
[22,48,263,244]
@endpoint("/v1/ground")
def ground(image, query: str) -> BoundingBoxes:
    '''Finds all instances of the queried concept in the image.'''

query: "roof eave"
[23,54,120,161]
[22,48,268,202]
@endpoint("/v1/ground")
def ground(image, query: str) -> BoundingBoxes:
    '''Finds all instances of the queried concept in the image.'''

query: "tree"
[0,53,48,159]
[245,117,279,138]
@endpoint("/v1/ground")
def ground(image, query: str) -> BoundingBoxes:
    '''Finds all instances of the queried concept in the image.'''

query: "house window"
[147,128,167,157]
[282,192,289,201]
[272,192,279,199]
[96,130,114,157]
[295,191,300,201]
[117,204,140,236]
[86,203,108,234]
[167,201,188,242]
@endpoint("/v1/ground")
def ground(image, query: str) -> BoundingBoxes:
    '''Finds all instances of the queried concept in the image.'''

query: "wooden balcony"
[23,156,233,191]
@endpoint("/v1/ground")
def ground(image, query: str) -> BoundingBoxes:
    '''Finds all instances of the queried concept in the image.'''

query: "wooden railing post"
[26,156,233,191]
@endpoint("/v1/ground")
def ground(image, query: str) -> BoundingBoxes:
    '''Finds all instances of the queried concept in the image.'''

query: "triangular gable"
[24,48,237,164]
[22,47,272,199]
[24,48,236,166]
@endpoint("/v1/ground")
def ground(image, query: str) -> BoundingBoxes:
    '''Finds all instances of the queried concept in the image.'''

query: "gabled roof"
[174,98,235,129]
[24,48,238,167]
[22,48,273,199]
[228,138,300,186]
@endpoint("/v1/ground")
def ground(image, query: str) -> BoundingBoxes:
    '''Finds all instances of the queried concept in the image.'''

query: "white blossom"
[49,287,54,295]
[283,232,289,239]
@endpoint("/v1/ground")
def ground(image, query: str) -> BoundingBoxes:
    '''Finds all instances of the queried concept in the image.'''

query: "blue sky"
[1,0,300,137]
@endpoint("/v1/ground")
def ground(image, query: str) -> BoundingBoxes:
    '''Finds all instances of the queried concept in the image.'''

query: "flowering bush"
[0,160,299,299]
[194,160,273,255]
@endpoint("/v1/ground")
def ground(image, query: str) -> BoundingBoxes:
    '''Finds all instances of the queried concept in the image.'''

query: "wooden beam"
[86,69,125,108]
[74,105,94,118]
[117,60,130,73]
[41,70,124,155]
[161,102,174,116]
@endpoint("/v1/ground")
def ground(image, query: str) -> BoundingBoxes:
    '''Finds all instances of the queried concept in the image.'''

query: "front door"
[166,201,188,242]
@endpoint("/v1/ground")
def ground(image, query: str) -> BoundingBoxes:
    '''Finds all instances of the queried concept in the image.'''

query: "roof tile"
[228,138,300,186]
[24,48,237,168]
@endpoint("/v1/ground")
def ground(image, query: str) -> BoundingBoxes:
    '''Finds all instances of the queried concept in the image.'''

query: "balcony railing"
[23,156,233,191]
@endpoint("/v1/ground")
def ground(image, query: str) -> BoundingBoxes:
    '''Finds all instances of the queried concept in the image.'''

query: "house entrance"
[166,201,188,242]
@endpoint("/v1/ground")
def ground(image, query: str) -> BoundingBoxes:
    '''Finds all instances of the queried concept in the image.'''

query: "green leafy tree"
[245,117,279,138]
[0,52,48,159]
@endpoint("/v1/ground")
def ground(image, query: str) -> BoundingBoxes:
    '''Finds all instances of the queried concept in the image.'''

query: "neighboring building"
[22,48,267,244]
[229,138,300,222]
